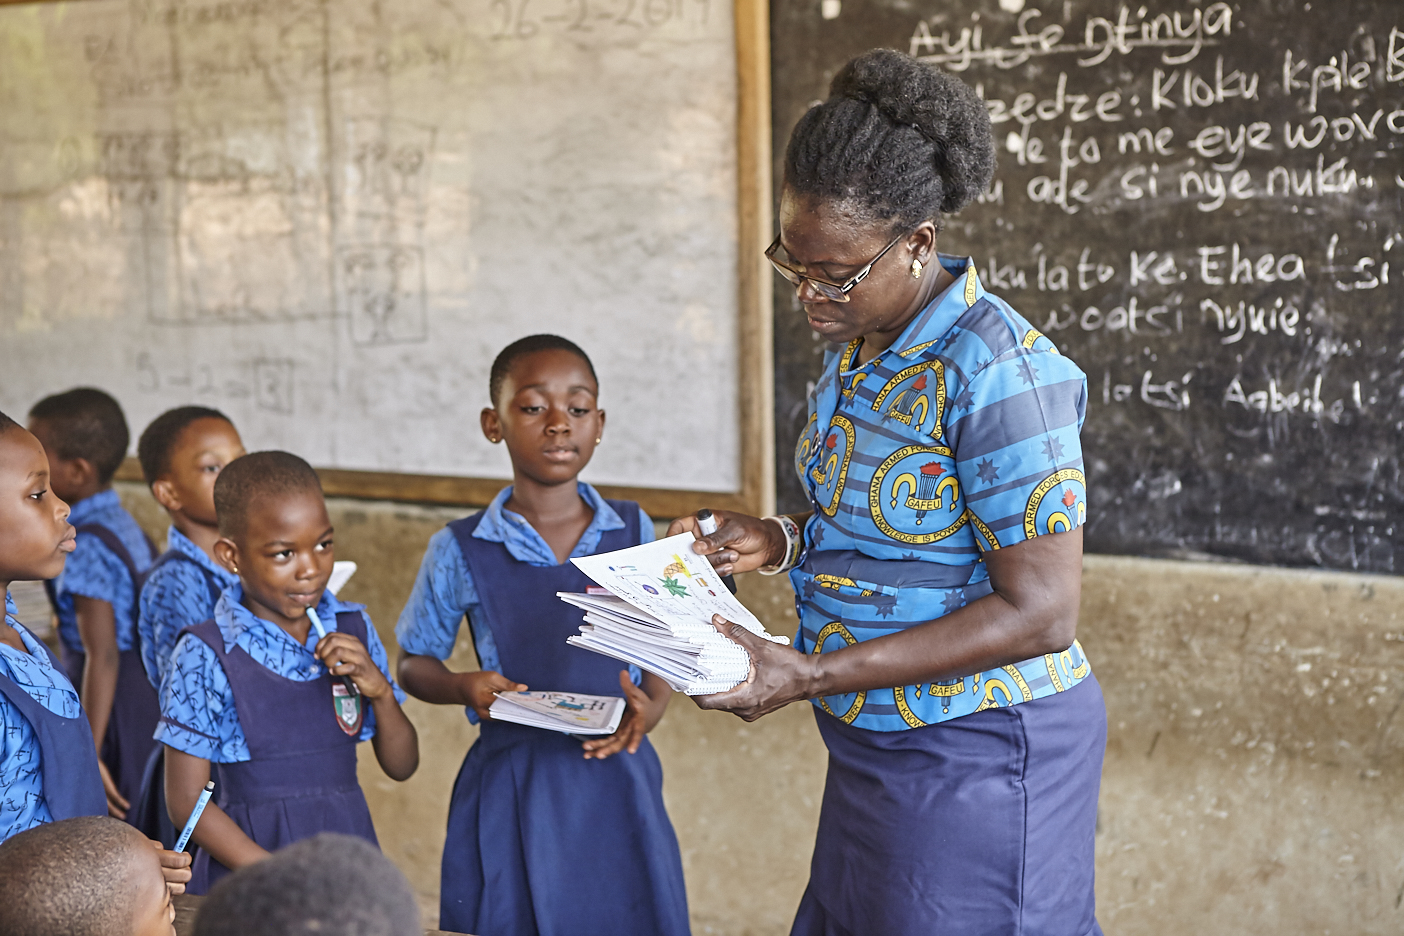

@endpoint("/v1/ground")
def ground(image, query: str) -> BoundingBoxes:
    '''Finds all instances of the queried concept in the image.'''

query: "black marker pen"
[695,509,738,594]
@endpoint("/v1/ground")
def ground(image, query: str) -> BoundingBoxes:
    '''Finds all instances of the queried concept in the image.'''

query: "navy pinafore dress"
[0,630,108,826]
[439,502,690,936]
[179,611,379,893]
[132,550,224,849]
[45,523,162,816]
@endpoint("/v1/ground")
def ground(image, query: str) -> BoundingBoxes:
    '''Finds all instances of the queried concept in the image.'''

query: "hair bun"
[829,49,995,214]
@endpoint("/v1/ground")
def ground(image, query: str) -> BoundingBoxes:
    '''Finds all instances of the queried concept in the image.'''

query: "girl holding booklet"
[395,335,689,936]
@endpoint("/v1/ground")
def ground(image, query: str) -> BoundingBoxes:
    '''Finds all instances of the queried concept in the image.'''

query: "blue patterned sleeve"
[395,528,477,660]
[953,348,1089,550]
[138,562,204,689]
[156,634,250,763]
[0,694,48,840]
[60,531,127,606]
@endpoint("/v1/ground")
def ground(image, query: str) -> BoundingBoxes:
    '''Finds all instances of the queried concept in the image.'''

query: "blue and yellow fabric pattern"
[791,255,1092,731]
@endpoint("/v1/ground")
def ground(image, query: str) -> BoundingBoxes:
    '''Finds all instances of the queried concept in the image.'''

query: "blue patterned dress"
[787,256,1106,936]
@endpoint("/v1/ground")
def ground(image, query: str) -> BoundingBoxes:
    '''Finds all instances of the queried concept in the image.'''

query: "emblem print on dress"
[794,413,819,482]
[809,415,854,516]
[810,622,865,724]
[869,445,967,544]
[870,362,946,439]
[1023,469,1087,539]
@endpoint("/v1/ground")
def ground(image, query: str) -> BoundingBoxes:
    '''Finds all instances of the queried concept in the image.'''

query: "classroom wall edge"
[735,0,776,519]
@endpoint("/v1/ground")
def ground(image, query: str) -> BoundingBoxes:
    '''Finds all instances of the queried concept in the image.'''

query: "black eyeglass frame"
[765,232,906,303]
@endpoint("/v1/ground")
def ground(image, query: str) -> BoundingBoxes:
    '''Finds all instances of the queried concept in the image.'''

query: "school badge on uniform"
[332,682,363,736]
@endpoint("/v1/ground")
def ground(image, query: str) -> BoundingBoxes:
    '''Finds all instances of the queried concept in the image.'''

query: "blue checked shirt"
[0,592,83,841]
[50,490,154,656]
[396,483,651,723]
[137,526,238,689]
[156,586,405,762]
[792,255,1093,732]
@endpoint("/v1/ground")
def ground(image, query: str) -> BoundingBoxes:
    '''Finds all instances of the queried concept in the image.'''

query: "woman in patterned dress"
[673,49,1106,936]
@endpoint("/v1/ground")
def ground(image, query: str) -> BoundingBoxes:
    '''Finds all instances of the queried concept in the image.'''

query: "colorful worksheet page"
[570,533,773,637]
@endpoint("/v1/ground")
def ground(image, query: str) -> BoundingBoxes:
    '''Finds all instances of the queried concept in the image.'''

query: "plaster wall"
[116,483,1404,933]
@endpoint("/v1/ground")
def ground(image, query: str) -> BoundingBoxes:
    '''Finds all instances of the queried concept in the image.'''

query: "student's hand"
[154,841,193,895]
[460,670,528,723]
[667,511,788,576]
[97,760,129,819]
[582,670,667,760]
[314,633,392,700]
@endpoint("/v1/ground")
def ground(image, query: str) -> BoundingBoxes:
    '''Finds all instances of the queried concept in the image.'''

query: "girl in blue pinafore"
[397,335,689,936]
[0,414,116,841]
[157,451,418,894]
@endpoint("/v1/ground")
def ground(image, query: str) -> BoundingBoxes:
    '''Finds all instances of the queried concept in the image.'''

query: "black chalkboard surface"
[771,0,1404,573]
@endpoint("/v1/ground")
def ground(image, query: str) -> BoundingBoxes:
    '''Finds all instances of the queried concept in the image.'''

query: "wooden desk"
[173,893,470,935]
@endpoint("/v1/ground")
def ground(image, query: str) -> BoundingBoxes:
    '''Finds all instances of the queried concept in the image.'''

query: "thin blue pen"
[174,780,215,852]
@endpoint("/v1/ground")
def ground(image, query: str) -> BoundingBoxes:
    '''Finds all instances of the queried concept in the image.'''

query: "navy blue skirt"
[792,674,1106,936]
[440,720,690,936]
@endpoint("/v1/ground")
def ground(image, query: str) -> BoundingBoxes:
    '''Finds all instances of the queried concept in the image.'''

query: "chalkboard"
[0,0,773,517]
[771,0,1404,573]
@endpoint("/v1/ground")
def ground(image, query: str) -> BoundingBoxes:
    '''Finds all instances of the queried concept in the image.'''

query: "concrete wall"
[116,483,1404,934]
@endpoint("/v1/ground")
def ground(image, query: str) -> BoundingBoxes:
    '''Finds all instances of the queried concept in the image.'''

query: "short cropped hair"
[27,388,130,485]
[0,816,149,936]
[489,334,598,407]
[0,409,22,438]
[193,834,420,936]
[137,406,233,486]
[212,450,322,539]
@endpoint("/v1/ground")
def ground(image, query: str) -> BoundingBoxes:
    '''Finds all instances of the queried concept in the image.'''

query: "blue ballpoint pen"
[308,606,360,697]
[174,780,215,852]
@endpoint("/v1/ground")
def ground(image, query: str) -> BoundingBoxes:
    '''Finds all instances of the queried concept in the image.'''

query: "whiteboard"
[0,0,740,493]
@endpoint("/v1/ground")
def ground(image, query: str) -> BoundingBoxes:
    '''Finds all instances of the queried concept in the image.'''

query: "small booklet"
[560,533,790,696]
[489,690,625,735]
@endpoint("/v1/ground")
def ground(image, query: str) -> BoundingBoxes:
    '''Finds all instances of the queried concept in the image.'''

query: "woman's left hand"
[693,616,819,721]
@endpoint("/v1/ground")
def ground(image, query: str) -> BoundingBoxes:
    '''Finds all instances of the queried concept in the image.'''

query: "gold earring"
[911,259,924,279]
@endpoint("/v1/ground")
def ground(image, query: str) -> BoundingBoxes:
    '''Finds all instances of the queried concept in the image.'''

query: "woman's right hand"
[459,670,528,722]
[666,511,787,576]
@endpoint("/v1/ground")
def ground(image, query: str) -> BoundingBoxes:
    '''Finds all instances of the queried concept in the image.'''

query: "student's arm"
[165,746,269,870]
[397,654,526,721]
[581,671,672,760]
[73,595,128,818]
[316,632,419,781]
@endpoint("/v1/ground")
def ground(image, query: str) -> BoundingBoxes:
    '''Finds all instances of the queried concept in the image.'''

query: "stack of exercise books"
[559,533,789,695]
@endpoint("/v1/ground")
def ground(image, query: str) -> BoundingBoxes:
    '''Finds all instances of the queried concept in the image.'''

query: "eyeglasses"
[765,233,905,303]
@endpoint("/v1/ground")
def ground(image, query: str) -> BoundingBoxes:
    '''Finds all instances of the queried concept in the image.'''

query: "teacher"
[673,49,1105,935]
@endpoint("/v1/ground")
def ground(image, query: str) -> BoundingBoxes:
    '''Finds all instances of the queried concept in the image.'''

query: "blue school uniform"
[0,592,106,841]
[786,256,1105,936]
[44,489,161,816]
[137,526,237,690]
[130,526,238,846]
[157,586,404,893]
[396,484,689,936]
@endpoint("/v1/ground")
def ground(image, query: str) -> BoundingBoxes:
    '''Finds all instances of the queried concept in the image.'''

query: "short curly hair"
[0,816,152,936]
[212,450,322,539]
[783,48,995,232]
[27,388,130,486]
[193,834,420,936]
[489,334,598,407]
[137,406,233,486]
